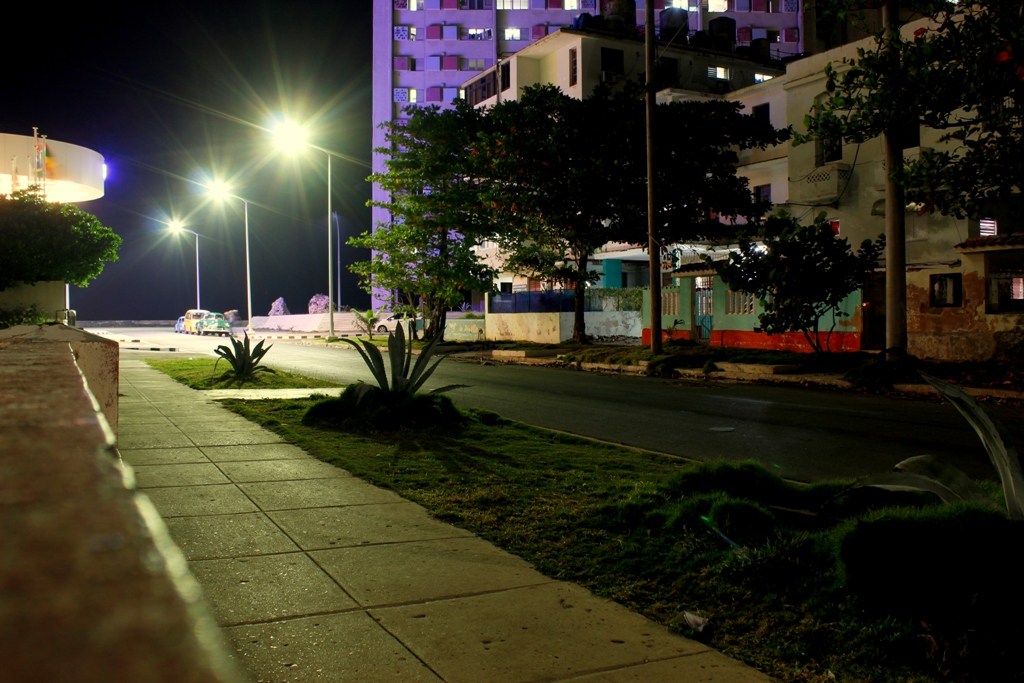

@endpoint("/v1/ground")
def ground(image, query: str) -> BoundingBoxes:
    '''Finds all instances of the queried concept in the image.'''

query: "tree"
[0,190,121,291]
[476,83,787,343]
[709,213,884,354]
[359,101,497,341]
[476,85,633,343]
[801,0,1023,356]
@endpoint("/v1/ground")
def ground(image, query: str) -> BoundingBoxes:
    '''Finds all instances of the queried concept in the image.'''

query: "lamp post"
[270,121,345,339]
[206,181,253,334]
[168,219,201,309]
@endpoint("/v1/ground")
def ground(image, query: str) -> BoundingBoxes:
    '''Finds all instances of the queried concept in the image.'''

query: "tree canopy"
[473,82,787,342]
[358,101,497,341]
[0,190,121,292]
[709,213,884,354]
[803,0,1023,221]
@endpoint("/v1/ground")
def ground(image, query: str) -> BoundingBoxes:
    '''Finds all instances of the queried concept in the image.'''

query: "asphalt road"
[94,325,1021,484]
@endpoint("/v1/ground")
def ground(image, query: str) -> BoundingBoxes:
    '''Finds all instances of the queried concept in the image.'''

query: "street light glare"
[271,119,310,154]
[206,179,234,201]
[167,218,186,233]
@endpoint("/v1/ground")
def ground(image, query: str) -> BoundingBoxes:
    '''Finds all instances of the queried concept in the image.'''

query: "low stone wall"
[0,329,246,683]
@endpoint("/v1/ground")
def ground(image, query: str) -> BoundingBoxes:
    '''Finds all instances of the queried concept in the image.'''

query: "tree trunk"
[573,255,589,344]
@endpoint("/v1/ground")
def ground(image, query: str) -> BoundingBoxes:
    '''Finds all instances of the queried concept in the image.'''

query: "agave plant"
[341,321,463,396]
[213,332,276,385]
[859,372,1024,519]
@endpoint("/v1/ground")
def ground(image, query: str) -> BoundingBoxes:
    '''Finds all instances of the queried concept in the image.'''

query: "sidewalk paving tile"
[370,582,714,683]
[189,552,358,626]
[144,483,260,517]
[201,443,311,462]
[267,502,473,551]
[237,478,403,511]
[565,651,776,682]
[165,512,301,560]
[119,446,211,466]
[132,462,232,487]
[225,612,443,683]
[310,537,551,606]
[117,430,197,449]
[217,458,350,483]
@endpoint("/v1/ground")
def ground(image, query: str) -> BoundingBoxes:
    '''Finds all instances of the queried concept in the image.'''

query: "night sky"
[2,1,373,321]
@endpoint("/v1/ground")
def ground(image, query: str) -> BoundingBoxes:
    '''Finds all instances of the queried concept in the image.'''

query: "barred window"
[727,290,757,315]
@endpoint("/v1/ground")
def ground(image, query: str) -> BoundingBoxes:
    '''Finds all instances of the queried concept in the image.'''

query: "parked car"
[174,316,185,333]
[375,312,417,334]
[182,309,210,334]
[195,311,232,336]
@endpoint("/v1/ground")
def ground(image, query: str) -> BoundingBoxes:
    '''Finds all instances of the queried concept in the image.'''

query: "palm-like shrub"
[213,332,276,385]
[303,322,465,431]
[352,308,383,339]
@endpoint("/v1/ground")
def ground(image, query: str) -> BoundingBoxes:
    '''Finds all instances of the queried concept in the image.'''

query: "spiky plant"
[213,332,276,385]
[340,321,464,395]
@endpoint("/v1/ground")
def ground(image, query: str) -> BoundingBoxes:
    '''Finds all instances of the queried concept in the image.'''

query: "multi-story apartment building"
[372,0,804,257]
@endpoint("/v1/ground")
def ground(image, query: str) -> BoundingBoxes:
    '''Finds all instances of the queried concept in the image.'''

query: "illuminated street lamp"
[168,219,201,309]
[270,120,339,338]
[206,180,253,334]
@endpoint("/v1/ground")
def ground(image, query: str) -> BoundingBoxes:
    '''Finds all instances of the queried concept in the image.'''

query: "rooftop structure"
[0,130,105,203]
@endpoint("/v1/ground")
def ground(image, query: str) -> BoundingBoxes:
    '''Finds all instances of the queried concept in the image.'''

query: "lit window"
[466,27,492,40]
[708,0,728,10]
[980,217,998,236]
[707,65,730,80]
[754,73,774,82]
[504,27,522,40]
[497,0,528,8]
[565,0,580,8]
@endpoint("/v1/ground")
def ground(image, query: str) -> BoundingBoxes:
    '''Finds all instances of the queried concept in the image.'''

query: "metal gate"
[694,276,713,343]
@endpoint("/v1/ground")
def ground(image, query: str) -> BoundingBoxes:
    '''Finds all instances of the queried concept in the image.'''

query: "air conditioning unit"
[798,162,851,205]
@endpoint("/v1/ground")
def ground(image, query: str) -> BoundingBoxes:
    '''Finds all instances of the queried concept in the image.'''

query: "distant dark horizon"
[3,1,374,320]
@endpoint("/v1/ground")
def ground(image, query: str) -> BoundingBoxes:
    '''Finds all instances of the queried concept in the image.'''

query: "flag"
[44,143,56,179]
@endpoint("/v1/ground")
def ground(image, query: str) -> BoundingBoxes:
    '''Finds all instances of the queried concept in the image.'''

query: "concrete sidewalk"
[117,356,772,683]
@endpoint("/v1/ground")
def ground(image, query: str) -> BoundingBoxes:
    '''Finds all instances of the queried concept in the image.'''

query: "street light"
[270,120,339,338]
[206,180,253,334]
[168,219,201,309]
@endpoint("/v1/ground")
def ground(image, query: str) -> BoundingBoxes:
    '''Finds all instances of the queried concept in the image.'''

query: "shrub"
[836,505,1024,630]
[268,297,290,316]
[706,498,778,548]
[213,332,276,385]
[0,304,46,329]
[308,293,333,314]
[303,386,464,433]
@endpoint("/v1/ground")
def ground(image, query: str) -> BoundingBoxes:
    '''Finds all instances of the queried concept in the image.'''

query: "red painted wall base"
[641,328,862,353]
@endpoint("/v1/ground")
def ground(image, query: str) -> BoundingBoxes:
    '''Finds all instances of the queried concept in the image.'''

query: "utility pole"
[882,0,907,361]
[646,0,662,354]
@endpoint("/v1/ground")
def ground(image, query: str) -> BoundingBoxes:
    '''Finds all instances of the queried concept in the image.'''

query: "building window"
[394,25,412,40]
[727,290,757,315]
[465,27,492,40]
[753,183,772,203]
[930,274,963,308]
[751,102,770,125]
[980,217,998,236]
[814,93,842,165]
[393,88,410,102]
[564,0,580,8]
[500,61,511,90]
[754,72,774,82]
[461,0,488,7]
[707,65,730,80]
[504,27,523,40]
[708,0,727,10]
[601,47,625,75]
[466,57,486,70]
[569,47,578,86]
[497,0,528,8]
